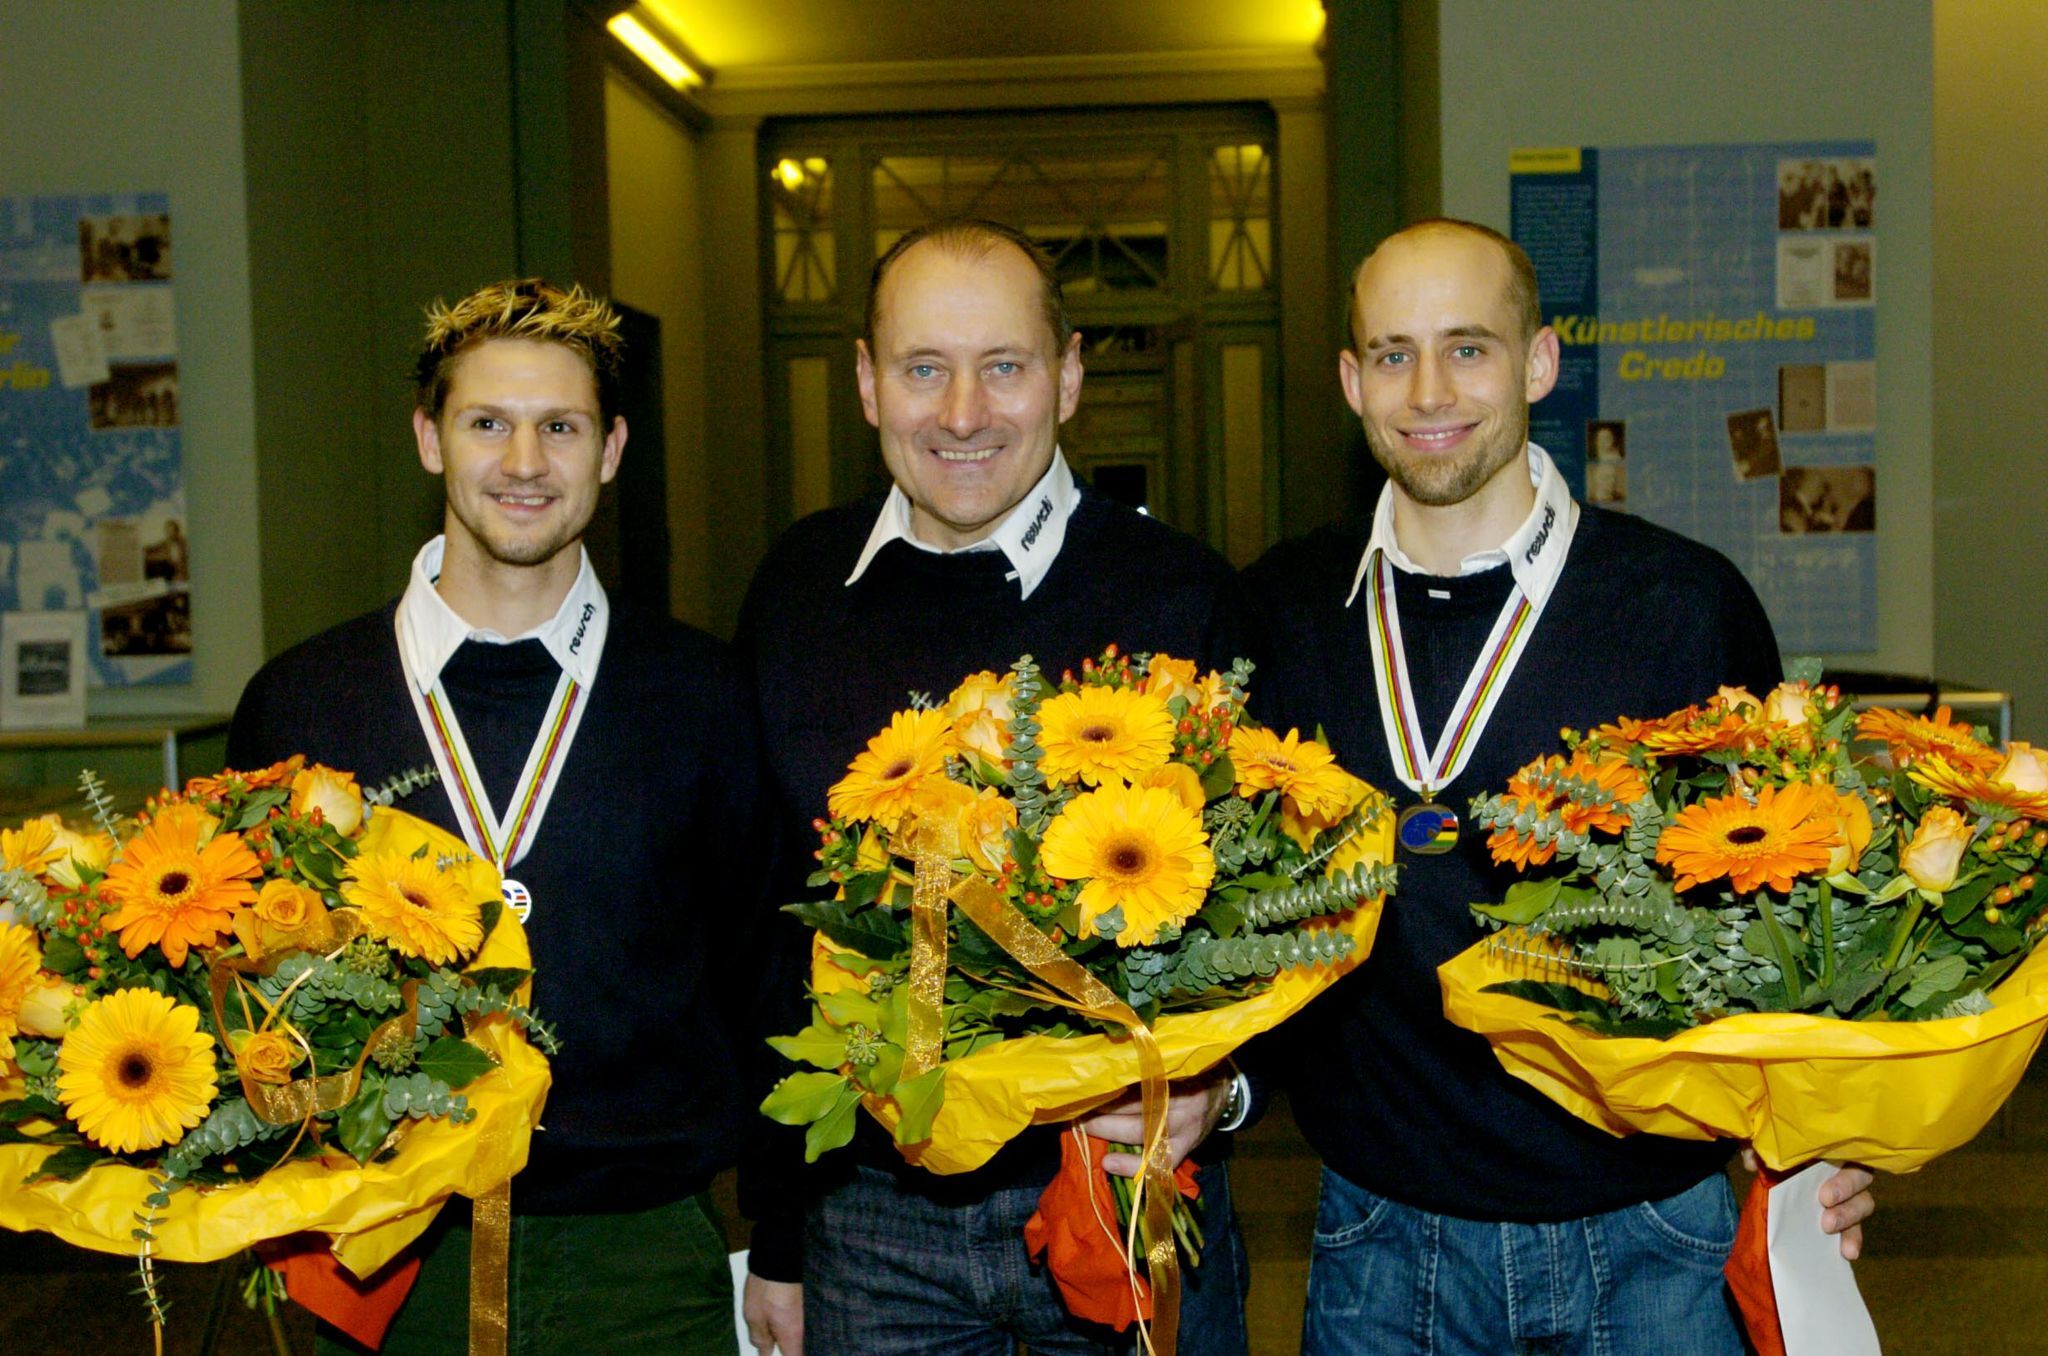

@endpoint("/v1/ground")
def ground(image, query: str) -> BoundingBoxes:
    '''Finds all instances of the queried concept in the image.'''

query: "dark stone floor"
[10,1080,2048,1353]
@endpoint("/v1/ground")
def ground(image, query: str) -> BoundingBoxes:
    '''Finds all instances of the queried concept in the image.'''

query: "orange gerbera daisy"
[1655,783,1839,894]
[1231,727,1355,820]
[184,755,306,800]
[1856,705,2000,772]
[828,709,957,828]
[1036,686,1174,787]
[1486,755,1569,868]
[1629,702,1760,755]
[1908,742,2048,820]
[1556,753,1649,837]
[102,810,262,968]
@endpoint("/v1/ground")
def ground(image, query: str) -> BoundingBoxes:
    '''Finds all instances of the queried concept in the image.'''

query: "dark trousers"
[317,1193,735,1355]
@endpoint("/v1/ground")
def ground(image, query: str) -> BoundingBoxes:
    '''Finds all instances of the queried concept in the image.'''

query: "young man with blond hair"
[231,278,764,1353]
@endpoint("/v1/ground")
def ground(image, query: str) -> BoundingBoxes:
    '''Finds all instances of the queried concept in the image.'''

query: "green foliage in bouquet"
[1467,663,2048,1035]
[0,760,558,1194]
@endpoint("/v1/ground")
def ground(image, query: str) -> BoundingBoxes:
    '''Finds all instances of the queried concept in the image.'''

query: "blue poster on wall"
[0,191,188,687]
[1511,143,1877,654]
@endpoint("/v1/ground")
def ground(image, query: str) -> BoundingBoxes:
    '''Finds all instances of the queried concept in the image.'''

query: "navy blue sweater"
[228,598,768,1215]
[734,485,1245,1280]
[1245,505,1781,1222]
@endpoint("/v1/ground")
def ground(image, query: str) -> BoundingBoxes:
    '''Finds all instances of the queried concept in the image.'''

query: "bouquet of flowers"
[763,646,1394,1342]
[1437,670,2048,1354]
[0,760,554,1350]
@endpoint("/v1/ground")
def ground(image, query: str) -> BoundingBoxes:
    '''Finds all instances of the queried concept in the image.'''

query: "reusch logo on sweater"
[1020,496,1054,551]
[569,602,596,654]
[1524,504,1556,566]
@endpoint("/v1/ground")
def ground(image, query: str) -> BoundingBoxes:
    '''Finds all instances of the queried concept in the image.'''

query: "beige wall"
[604,70,714,629]
[1432,0,1935,682]
[0,1,261,719]
[1933,2,2048,741]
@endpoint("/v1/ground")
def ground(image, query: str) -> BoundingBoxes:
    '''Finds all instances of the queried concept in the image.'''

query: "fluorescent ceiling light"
[608,12,702,88]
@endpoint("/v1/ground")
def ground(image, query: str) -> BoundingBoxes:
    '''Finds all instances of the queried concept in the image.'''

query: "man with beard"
[1243,220,1875,1353]
[736,219,1251,1356]
[229,279,763,1353]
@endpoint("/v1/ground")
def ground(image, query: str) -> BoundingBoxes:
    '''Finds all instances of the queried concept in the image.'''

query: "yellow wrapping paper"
[1439,936,2048,1173]
[812,813,1393,1175]
[0,808,553,1273]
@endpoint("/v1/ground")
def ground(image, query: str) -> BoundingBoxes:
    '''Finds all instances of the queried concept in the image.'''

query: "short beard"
[1365,412,1528,508]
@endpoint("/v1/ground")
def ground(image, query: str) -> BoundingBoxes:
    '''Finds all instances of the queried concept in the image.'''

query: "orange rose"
[946,672,1017,769]
[15,972,77,1039]
[1993,743,2048,796]
[45,821,115,889]
[959,787,1020,874]
[233,878,331,961]
[291,764,364,836]
[1140,762,1208,815]
[1901,807,1972,892]
[1823,790,1875,876]
[231,1029,303,1085]
[1142,655,1200,706]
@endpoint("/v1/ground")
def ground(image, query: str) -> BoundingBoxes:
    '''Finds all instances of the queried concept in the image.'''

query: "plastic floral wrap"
[1439,674,2048,1354]
[764,646,1394,1340]
[0,761,554,1341]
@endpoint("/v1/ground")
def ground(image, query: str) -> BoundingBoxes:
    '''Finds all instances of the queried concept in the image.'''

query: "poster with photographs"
[1512,141,1877,652]
[0,192,188,686]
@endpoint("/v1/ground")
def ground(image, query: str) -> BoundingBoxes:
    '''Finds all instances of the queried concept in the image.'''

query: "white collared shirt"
[396,535,609,692]
[1345,444,1575,606]
[844,451,1078,601]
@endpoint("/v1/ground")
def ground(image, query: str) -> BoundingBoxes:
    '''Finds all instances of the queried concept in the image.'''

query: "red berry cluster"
[1063,642,1137,692]
[1000,853,1077,925]
[47,882,114,984]
[811,816,860,884]
[1173,704,1235,768]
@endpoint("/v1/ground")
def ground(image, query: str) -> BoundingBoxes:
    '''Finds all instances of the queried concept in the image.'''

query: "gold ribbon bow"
[207,920,513,1356]
[904,816,1182,1354]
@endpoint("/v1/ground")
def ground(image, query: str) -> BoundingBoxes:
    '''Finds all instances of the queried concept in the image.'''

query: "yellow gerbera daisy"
[1040,783,1215,947]
[1,817,60,875]
[1655,783,1838,894]
[102,811,262,968]
[0,923,42,1061]
[56,987,218,1153]
[1230,726,1354,820]
[342,848,486,966]
[1036,687,1175,788]
[829,708,957,828]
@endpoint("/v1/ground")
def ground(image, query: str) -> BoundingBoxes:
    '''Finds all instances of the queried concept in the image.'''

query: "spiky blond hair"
[414,278,626,423]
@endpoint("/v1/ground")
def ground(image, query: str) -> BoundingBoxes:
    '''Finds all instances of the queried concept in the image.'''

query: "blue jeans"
[805,1157,1249,1355]
[1303,1167,1744,1356]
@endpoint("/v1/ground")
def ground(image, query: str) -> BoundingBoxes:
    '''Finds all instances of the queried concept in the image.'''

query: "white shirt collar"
[1346,443,1573,605]
[844,450,1078,600]
[396,535,609,691]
